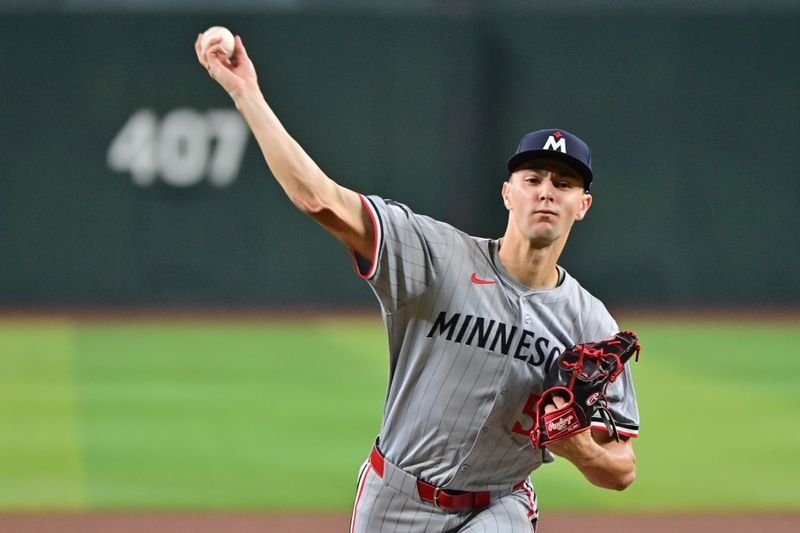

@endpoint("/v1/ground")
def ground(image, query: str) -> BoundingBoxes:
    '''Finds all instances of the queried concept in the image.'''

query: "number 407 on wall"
[107,108,249,188]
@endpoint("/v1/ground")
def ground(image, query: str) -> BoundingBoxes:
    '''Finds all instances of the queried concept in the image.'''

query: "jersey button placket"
[520,296,533,326]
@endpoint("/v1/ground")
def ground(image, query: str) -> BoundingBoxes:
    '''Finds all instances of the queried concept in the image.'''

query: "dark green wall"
[1,12,797,308]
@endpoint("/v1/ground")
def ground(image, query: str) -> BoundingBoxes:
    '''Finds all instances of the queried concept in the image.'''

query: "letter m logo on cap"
[543,133,567,153]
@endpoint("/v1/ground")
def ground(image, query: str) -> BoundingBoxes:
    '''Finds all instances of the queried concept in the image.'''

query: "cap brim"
[507,150,593,190]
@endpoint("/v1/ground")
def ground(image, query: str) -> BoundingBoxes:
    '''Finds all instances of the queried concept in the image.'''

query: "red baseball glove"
[531,330,640,448]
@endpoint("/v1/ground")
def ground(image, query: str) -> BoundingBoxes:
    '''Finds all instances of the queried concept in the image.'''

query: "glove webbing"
[563,338,632,442]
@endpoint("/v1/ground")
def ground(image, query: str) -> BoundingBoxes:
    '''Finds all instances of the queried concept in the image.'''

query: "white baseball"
[202,26,235,58]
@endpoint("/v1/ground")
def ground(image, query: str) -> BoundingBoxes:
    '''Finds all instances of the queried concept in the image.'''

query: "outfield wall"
[1,10,798,308]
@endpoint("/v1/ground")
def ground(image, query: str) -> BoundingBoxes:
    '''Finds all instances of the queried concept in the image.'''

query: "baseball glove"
[530,330,640,448]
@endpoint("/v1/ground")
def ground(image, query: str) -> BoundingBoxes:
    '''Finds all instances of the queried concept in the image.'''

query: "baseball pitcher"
[197,32,640,533]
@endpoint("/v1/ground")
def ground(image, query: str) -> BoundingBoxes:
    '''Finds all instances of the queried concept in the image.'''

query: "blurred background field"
[1,315,798,512]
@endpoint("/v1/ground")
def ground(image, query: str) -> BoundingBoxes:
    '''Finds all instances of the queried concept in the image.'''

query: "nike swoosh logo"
[471,272,496,285]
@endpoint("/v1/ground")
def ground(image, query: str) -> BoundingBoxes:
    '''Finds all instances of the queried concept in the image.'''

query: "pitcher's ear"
[576,193,593,220]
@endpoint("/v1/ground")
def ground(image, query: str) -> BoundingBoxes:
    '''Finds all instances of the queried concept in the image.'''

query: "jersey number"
[511,393,541,436]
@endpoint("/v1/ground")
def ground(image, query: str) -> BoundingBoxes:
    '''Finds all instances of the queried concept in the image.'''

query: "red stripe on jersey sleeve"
[349,194,381,280]
[589,421,639,438]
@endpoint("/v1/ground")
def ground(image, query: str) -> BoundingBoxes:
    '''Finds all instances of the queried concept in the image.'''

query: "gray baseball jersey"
[352,194,639,491]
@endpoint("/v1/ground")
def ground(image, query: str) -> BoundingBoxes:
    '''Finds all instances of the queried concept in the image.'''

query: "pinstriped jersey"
[353,195,639,492]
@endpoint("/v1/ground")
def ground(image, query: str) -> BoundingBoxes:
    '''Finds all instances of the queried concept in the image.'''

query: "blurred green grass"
[0,316,798,511]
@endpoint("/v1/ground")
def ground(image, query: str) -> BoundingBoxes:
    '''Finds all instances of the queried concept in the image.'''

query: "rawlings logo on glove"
[530,330,641,448]
[545,411,580,435]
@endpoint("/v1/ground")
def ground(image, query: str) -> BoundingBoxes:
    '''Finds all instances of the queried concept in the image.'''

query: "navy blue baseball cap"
[507,129,594,190]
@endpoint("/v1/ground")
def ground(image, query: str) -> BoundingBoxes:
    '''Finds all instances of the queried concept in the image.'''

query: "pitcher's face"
[502,159,592,247]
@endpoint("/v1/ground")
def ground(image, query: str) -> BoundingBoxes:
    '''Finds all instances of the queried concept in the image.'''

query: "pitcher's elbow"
[613,470,636,491]
[288,185,326,216]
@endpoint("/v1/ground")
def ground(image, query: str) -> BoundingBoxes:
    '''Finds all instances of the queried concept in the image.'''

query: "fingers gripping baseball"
[195,33,258,97]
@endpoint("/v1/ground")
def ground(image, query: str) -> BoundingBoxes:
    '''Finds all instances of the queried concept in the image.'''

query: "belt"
[369,445,526,511]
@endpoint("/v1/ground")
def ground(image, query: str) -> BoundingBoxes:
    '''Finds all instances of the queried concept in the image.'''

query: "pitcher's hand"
[195,33,259,98]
